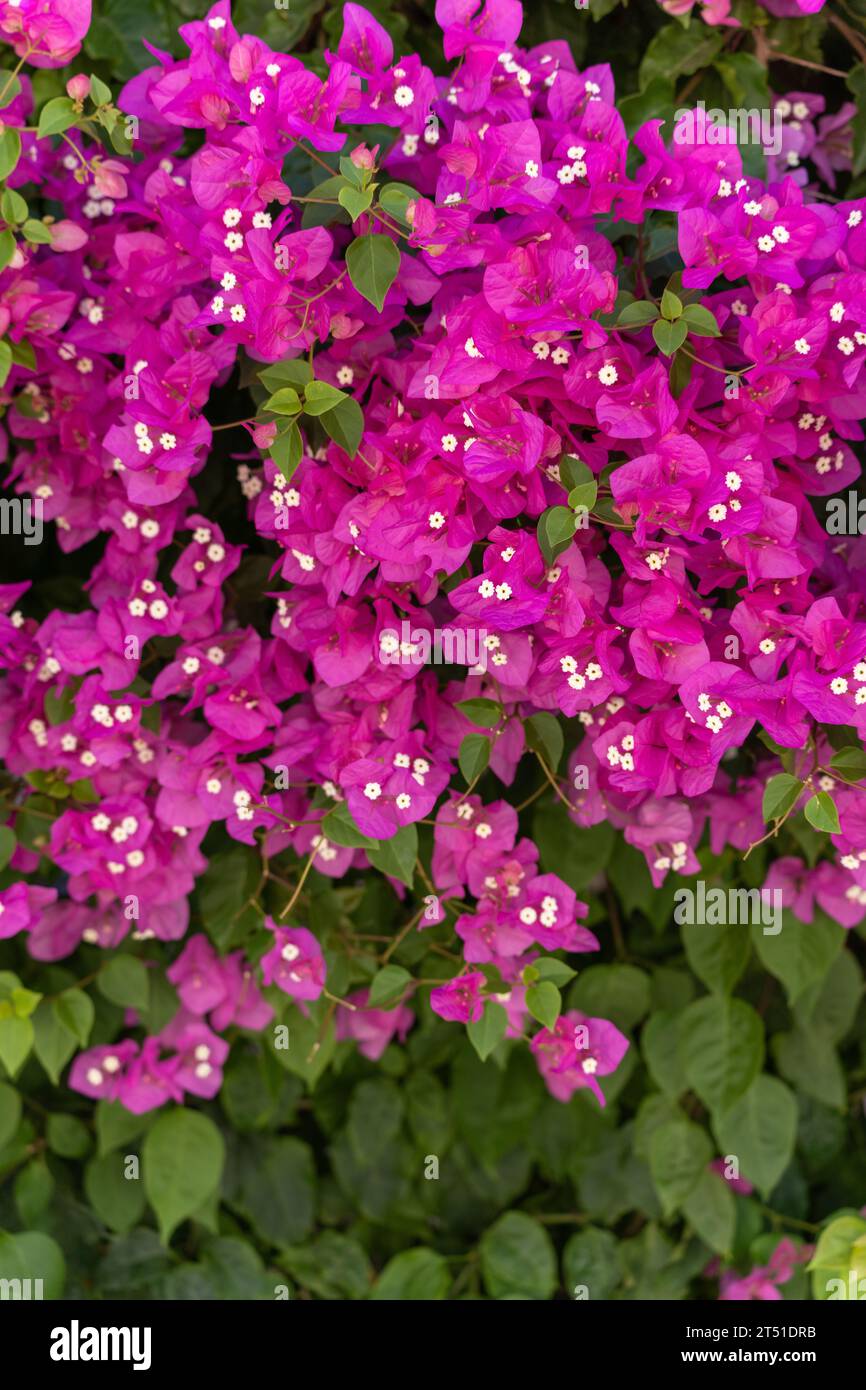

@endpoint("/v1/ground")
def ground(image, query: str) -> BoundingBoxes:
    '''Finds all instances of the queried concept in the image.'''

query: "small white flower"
[250,86,265,108]
[363,781,382,800]
[394,84,414,108]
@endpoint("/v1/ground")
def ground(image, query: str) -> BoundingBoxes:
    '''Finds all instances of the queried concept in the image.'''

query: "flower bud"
[349,143,375,171]
[66,74,91,102]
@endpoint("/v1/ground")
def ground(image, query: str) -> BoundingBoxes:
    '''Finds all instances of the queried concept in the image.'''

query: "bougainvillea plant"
[0,0,865,1302]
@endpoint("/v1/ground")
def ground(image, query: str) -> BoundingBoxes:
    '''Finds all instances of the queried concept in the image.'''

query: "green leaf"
[98,956,149,1013]
[0,229,15,273]
[143,1108,225,1243]
[568,479,597,514]
[46,1113,90,1158]
[762,772,803,823]
[773,1026,846,1109]
[54,989,94,1047]
[456,697,501,728]
[533,957,577,987]
[0,824,15,872]
[681,1169,735,1255]
[649,1119,711,1216]
[525,981,561,1031]
[615,299,659,329]
[378,181,419,225]
[300,175,351,229]
[371,1247,450,1299]
[338,183,374,221]
[458,732,490,784]
[9,337,36,372]
[96,1099,153,1157]
[85,1152,147,1233]
[345,233,400,312]
[194,843,263,950]
[0,187,27,225]
[0,73,22,110]
[368,964,412,1009]
[480,1211,556,1300]
[37,96,79,138]
[652,318,688,356]
[467,1000,508,1061]
[89,73,112,106]
[21,219,52,245]
[320,801,376,850]
[32,1002,77,1085]
[793,948,862,1042]
[321,396,364,458]
[680,920,751,995]
[263,386,302,416]
[0,340,10,392]
[302,378,346,417]
[524,711,564,771]
[848,65,866,180]
[752,909,844,1006]
[0,1230,65,1299]
[682,303,721,337]
[257,357,313,394]
[808,1213,866,1301]
[680,996,764,1112]
[642,1010,688,1099]
[563,1226,621,1299]
[0,126,20,181]
[338,156,366,188]
[829,745,866,783]
[269,420,302,478]
[559,455,594,491]
[639,24,725,86]
[660,288,682,320]
[669,348,693,399]
[0,1080,21,1148]
[537,504,577,566]
[14,1159,54,1226]
[233,1135,315,1245]
[0,1015,33,1078]
[570,964,651,1030]
[804,791,840,834]
[713,1075,797,1199]
[366,823,417,886]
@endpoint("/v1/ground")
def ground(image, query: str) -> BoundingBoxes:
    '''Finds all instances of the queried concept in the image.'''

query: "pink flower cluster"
[1,0,865,1126]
